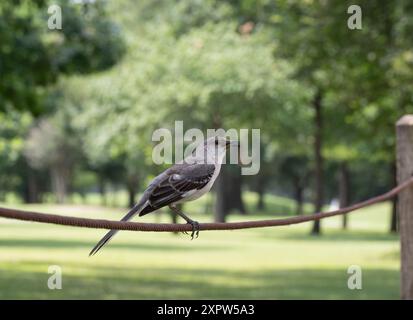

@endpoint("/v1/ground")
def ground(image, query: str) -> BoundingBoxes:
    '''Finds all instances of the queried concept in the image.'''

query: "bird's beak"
[226,140,240,149]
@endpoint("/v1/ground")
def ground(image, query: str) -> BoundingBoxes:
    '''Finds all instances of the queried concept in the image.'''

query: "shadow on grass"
[0,263,399,299]
[257,229,399,242]
[0,238,225,252]
[244,204,298,217]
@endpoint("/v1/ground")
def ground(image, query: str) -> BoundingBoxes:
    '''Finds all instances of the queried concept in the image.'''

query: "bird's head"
[202,136,239,164]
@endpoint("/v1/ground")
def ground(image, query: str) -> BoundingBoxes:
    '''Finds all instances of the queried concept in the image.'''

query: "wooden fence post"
[396,115,413,300]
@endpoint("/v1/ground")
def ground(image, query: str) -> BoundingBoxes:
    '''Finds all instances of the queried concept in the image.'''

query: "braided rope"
[0,177,412,232]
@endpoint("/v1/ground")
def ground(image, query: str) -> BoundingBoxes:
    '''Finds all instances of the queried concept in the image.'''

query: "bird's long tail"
[89,201,146,256]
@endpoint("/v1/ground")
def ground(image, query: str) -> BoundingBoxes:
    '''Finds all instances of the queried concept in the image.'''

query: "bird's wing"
[139,163,215,215]
[89,163,215,256]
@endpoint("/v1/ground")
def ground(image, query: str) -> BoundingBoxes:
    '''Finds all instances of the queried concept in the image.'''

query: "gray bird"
[89,136,239,256]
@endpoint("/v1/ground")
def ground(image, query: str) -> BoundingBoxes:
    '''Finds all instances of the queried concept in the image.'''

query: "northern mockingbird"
[89,136,239,256]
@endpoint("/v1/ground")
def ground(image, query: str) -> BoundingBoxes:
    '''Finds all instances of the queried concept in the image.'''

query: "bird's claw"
[187,220,200,240]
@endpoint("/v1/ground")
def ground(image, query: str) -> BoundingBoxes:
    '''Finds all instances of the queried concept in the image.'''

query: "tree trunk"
[214,166,245,221]
[214,168,227,222]
[257,188,265,211]
[28,171,39,203]
[390,162,398,233]
[311,90,324,235]
[212,113,227,222]
[230,166,245,214]
[24,169,40,203]
[126,174,139,208]
[339,162,350,229]
[127,184,136,208]
[256,174,266,211]
[98,176,107,206]
[294,179,304,215]
[51,166,69,204]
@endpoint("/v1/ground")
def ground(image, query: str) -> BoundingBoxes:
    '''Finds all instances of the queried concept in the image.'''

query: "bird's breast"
[177,163,221,203]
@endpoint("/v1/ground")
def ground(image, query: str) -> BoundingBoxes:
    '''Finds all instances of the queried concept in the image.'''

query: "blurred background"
[0,0,412,299]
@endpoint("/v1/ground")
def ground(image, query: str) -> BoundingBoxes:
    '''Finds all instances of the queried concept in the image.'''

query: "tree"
[0,0,125,203]
[241,0,413,234]
[227,0,343,234]
[23,112,82,203]
[320,0,413,232]
[67,0,308,219]
[140,23,306,221]
[278,155,312,215]
[0,112,33,201]
[0,0,124,115]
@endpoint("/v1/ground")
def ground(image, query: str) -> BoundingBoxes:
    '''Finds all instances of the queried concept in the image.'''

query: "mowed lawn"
[0,195,400,299]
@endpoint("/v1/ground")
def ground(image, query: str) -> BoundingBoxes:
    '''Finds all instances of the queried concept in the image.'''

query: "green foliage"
[0,111,32,196]
[47,0,125,74]
[23,116,80,171]
[1,0,412,209]
[61,1,310,192]
[137,22,306,128]
[0,0,124,114]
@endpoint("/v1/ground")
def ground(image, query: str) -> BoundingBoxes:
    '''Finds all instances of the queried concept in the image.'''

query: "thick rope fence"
[1,115,413,299]
[1,176,412,233]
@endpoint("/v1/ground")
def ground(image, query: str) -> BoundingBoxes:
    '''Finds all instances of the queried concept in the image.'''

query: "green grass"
[0,195,400,299]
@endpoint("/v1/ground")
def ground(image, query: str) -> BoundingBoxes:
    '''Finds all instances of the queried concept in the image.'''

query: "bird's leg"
[169,205,200,239]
